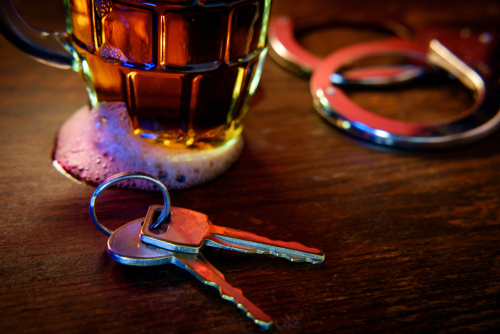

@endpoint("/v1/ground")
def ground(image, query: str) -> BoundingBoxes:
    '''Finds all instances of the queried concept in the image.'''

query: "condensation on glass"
[66,0,270,149]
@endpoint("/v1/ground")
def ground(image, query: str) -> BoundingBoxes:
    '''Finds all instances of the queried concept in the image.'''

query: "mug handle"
[0,0,74,69]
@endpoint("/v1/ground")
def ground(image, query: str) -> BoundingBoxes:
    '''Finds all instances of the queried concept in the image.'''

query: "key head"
[107,217,175,266]
[141,205,211,253]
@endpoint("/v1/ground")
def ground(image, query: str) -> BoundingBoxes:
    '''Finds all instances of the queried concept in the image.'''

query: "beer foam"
[52,103,244,190]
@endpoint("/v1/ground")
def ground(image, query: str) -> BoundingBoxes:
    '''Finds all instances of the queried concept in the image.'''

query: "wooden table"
[1,0,499,332]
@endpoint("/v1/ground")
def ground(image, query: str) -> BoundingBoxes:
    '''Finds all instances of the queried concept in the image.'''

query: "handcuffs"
[269,14,500,149]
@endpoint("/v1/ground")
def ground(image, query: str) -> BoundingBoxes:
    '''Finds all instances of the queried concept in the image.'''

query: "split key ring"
[89,172,171,236]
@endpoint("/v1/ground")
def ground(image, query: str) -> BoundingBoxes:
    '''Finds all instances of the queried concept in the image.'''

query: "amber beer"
[67,0,270,149]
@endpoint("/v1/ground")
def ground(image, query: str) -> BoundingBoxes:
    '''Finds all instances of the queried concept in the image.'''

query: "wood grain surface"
[1,0,500,333]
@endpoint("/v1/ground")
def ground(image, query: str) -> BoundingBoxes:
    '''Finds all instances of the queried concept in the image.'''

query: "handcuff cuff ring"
[310,38,500,149]
[268,14,426,85]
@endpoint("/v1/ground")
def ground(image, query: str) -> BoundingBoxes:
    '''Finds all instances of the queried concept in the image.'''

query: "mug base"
[52,103,244,190]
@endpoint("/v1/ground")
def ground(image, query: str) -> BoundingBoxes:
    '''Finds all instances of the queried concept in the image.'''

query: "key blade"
[207,226,325,264]
[196,252,226,281]
[174,253,273,329]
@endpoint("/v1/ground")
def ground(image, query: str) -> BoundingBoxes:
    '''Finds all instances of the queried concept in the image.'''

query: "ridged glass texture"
[66,0,270,150]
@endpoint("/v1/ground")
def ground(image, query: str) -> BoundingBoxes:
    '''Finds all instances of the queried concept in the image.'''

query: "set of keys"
[90,172,325,329]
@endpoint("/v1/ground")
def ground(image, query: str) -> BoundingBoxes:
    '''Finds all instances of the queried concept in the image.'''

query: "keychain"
[89,172,325,329]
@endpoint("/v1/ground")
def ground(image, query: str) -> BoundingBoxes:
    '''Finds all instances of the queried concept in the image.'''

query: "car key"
[141,205,325,264]
[107,217,273,329]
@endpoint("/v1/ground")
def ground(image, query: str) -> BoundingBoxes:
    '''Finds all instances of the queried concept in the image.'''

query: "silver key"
[141,205,325,264]
[107,217,273,329]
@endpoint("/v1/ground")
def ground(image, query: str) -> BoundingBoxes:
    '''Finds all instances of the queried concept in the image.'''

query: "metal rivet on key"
[89,172,325,329]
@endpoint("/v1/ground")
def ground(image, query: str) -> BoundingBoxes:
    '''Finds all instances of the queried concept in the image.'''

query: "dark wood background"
[1,0,500,333]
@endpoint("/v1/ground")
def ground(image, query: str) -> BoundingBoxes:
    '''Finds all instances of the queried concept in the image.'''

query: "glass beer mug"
[0,0,271,150]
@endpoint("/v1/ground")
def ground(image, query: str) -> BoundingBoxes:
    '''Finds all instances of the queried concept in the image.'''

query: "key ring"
[89,172,171,236]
